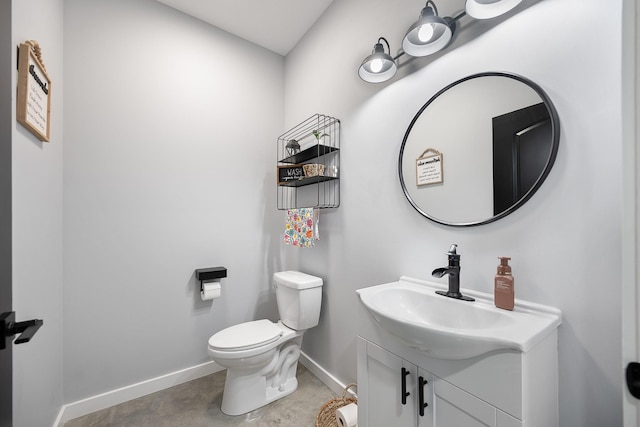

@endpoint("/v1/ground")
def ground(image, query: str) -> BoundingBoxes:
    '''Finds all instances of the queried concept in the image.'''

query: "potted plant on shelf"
[300,129,329,151]
[301,130,330,178]
[312,130,328,144]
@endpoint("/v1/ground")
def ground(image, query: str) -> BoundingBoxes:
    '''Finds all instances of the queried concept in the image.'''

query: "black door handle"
[401,367,410,405]
[627,362,640,399]
[1,311,44,350]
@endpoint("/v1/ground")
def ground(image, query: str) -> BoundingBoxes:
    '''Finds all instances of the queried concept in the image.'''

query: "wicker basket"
[303,163,325,177]
[316,383,357,427]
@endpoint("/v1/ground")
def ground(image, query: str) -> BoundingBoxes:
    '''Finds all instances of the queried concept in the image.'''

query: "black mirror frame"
[398,72,560,227]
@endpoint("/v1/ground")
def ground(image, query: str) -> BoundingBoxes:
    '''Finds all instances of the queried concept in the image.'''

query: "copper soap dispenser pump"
[494,257,514,310]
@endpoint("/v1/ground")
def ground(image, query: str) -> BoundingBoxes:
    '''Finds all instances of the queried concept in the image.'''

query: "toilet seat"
[209,319,283,352]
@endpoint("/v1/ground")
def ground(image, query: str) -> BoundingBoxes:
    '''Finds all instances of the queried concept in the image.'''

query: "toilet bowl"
[207,271,323,416]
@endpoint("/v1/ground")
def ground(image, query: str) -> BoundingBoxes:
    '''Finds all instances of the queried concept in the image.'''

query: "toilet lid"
[209,319,283,351]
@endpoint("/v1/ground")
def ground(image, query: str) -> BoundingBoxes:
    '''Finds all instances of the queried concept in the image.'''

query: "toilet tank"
[274,271,323,330]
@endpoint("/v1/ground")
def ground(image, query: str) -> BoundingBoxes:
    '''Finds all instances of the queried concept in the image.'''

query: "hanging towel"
[284,208,319,248]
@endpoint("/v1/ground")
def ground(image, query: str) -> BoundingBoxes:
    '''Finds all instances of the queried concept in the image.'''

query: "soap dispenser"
[494,257,514,310]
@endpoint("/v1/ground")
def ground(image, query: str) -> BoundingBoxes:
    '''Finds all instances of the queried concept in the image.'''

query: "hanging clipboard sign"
[416,148,443,186]
[16,41,51,142]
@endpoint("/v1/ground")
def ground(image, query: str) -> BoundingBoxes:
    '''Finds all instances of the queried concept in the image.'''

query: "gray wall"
[63,0,286,402]
[11,0,64,425]
[285,0,623,425]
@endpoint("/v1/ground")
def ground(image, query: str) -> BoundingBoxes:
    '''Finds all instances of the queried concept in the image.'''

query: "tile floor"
[64,365,337,427]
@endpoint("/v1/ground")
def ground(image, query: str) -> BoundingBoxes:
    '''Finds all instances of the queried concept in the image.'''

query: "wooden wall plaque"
[17,42,51,142]
[277,165,305,184]
[416,148,443,186]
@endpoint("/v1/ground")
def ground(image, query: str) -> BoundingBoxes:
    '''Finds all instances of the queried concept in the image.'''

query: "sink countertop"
[356,276,562,359]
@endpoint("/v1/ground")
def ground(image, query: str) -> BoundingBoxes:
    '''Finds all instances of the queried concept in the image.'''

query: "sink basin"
[356,276,561,360]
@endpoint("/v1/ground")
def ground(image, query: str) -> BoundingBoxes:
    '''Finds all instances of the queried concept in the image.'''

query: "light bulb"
[418,24,434,42]
[370,58,383,73]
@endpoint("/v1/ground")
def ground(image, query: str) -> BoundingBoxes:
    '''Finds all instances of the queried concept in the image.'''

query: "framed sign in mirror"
[399,72,560,227]
[416,148,443,186]
[16,41,51,142]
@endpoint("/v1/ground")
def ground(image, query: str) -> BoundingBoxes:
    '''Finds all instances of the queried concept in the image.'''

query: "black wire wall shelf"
[277,114,340,210]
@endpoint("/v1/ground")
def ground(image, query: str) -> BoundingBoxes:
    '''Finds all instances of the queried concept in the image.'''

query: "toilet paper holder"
[196,267,227,292]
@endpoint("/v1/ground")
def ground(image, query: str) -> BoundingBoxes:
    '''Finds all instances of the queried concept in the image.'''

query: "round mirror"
[399,72,560,226]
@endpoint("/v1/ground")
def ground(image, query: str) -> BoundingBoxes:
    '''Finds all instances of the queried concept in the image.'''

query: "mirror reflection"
[399,72,560,226]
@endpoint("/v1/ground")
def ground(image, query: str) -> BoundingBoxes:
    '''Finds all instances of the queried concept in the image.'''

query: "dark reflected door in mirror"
[492,103,553,215]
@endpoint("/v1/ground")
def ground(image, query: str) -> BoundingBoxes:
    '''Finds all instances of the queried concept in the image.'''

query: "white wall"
[11,0,64,426]
[63,0,285,402]
[286,0,622,425]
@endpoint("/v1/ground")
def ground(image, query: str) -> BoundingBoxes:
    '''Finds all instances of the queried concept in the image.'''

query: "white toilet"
[208,270,323,416]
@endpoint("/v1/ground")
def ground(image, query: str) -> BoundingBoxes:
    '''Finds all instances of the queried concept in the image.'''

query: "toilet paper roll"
[336,402,358,427]
[201,282,221,301]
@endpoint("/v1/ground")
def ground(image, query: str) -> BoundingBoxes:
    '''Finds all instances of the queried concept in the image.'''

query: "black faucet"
[431,244,474,302]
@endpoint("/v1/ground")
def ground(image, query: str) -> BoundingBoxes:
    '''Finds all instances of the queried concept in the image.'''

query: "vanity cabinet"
[358,339,523,427]
[357,293,559,427]
[358,340,430,427]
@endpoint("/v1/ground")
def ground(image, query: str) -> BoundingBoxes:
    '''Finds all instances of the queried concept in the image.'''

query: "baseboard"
[53,352,349,426]
[299,351,356,398]
[53,361,224,427]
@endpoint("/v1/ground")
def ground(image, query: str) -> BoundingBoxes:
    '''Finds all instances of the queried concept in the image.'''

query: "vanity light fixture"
[358,37,398,83]
[402,1,456,57]
[358,0,528,83]
[465,0,524,20]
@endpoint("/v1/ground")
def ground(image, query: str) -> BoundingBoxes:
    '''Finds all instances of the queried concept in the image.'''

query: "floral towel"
[284,208,319,248]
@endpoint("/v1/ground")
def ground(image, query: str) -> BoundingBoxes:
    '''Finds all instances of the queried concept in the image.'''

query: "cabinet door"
[358,339,418,427]
[434,378,497,427]
[417,368,435,427]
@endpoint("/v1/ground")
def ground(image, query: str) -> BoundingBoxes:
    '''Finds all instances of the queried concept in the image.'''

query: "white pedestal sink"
[356,276,562,360]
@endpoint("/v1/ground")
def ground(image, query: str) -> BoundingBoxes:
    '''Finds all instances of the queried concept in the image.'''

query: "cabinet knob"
[401,367,410,405]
